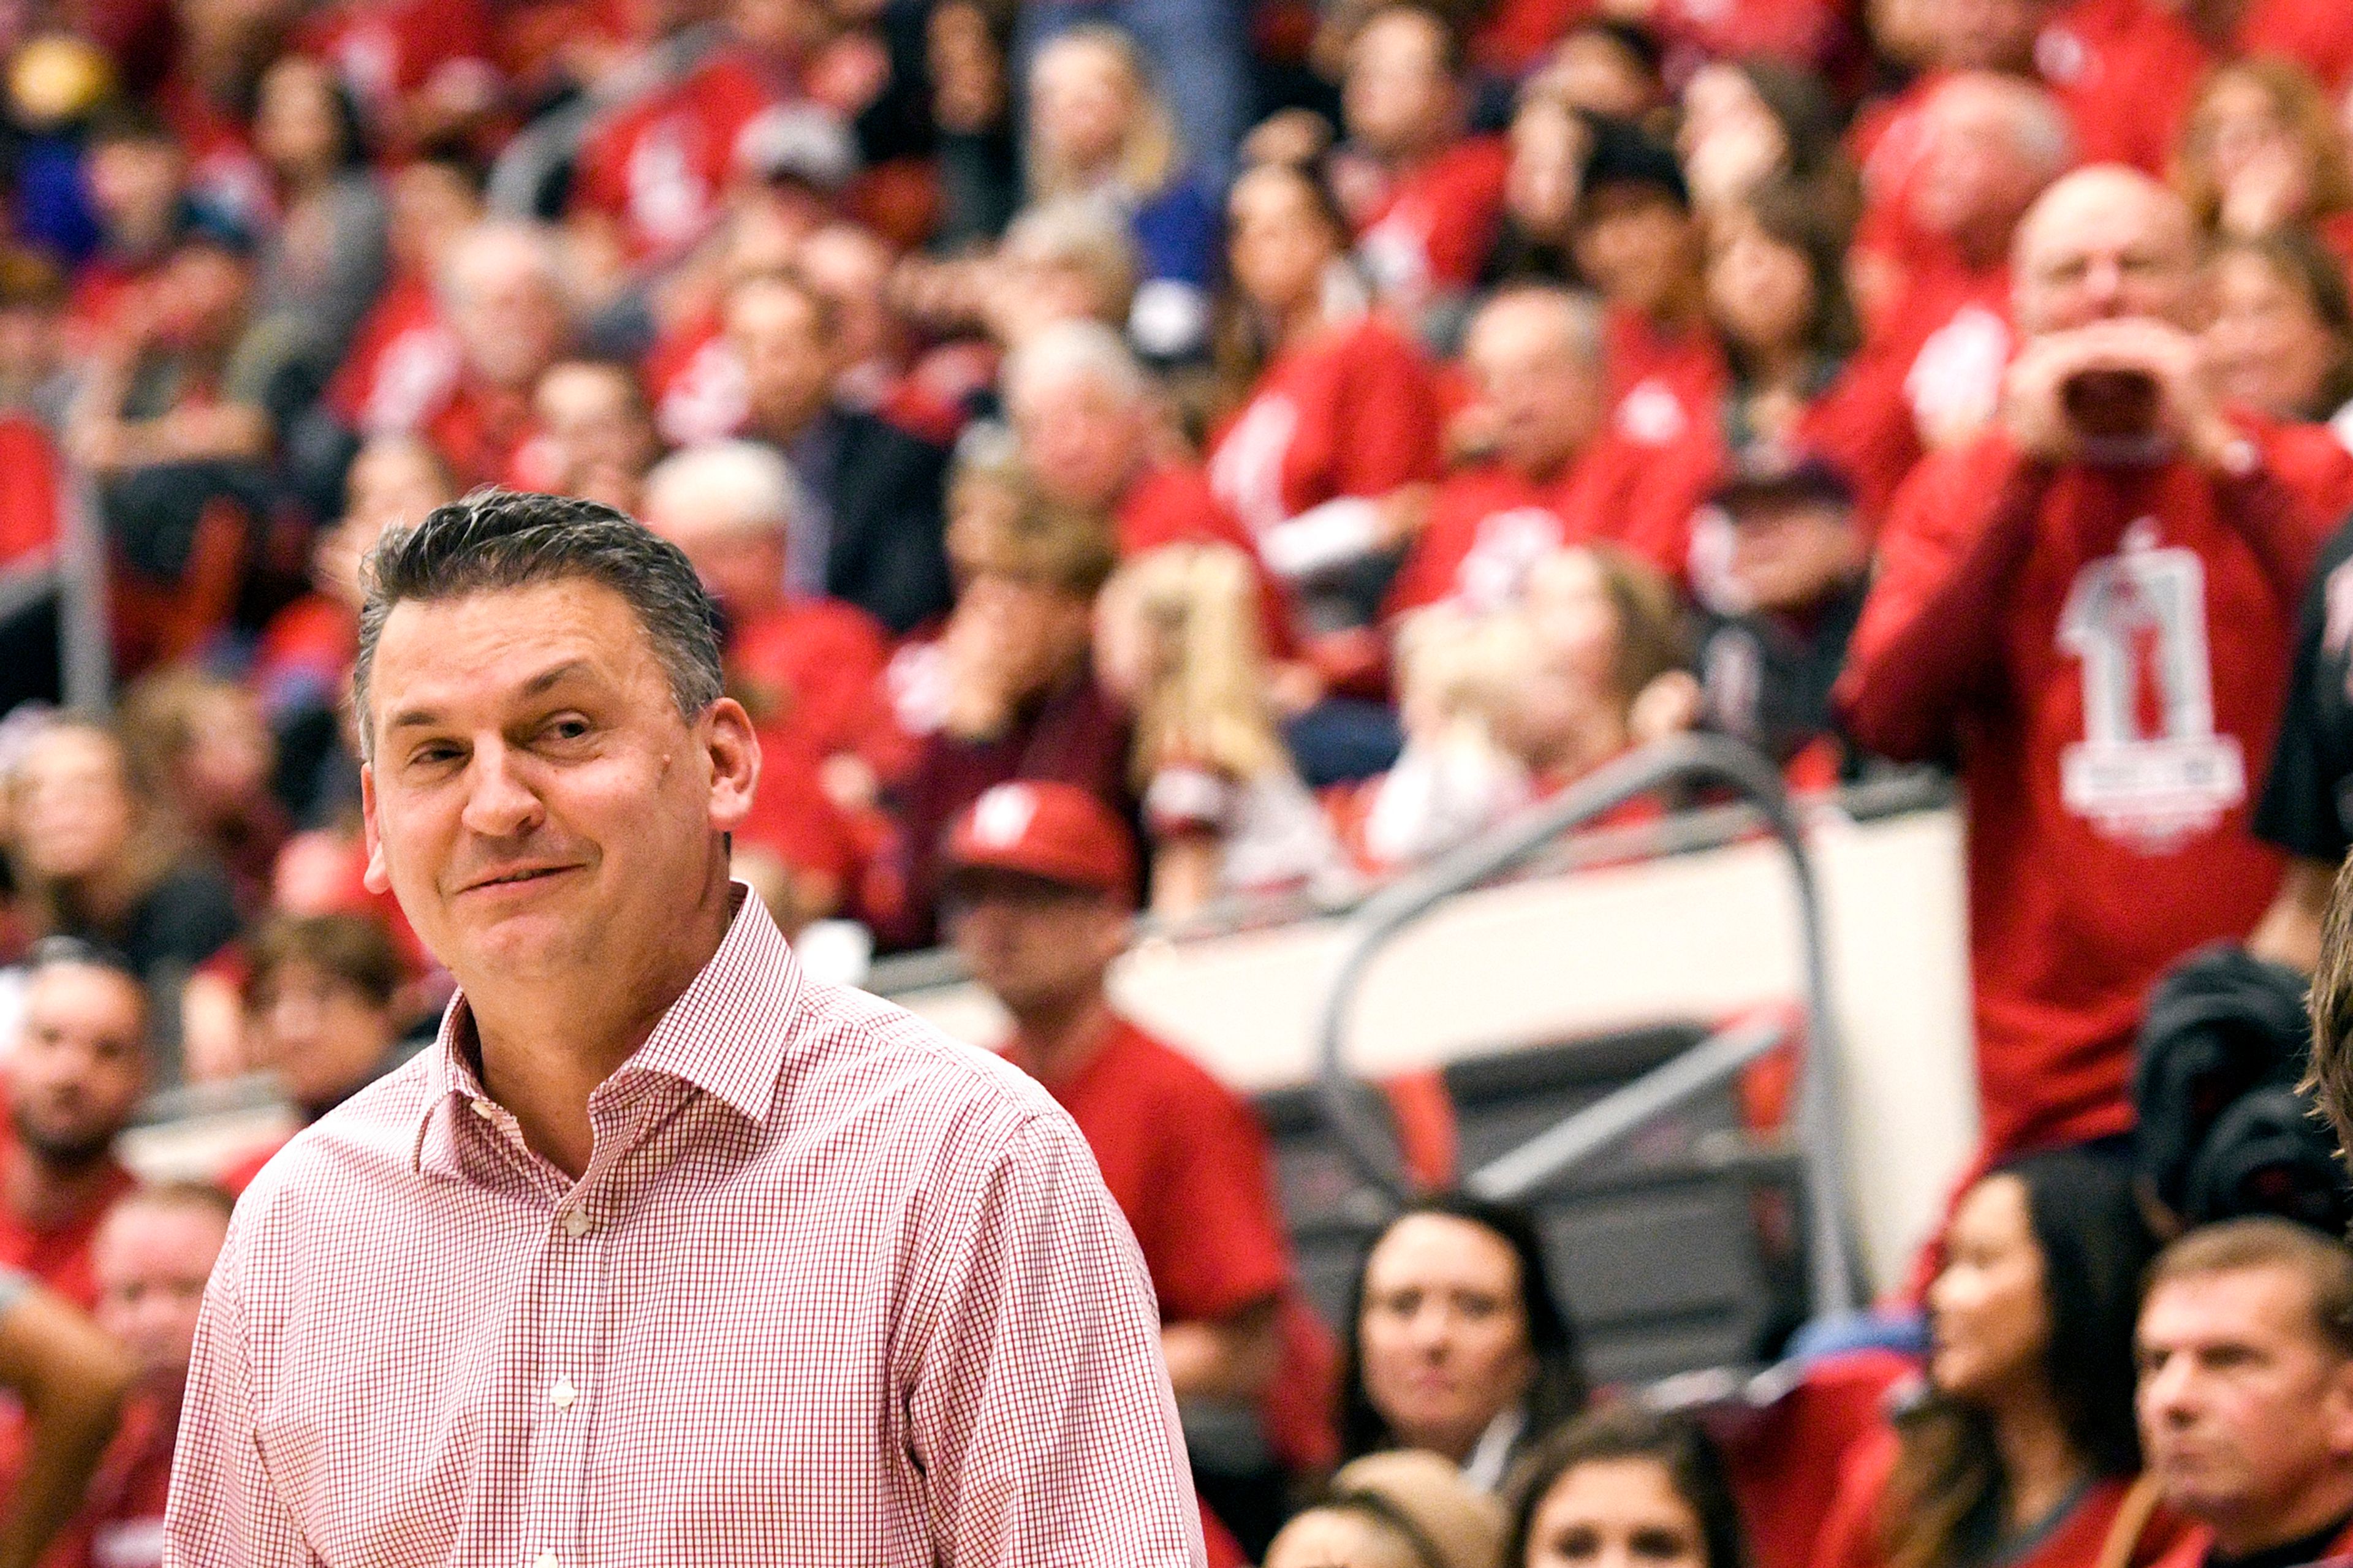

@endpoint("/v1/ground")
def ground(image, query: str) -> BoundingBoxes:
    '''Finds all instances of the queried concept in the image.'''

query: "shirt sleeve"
[162,1247,321,1568]
[909,1116,1205,1568]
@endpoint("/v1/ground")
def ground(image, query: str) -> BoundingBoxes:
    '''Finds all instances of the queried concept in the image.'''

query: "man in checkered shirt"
[162,490,1207,1567]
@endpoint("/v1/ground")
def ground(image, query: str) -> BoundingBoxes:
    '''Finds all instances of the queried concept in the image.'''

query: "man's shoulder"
[790,974,1074,1148]
[240,1052,438,1192]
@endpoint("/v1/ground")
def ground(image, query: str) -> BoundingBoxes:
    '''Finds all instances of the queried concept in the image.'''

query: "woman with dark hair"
[1507,1405,1748,1568]
[1208,157,1443,645]
[1703,181,1860,456]
[1678,58,1857,234]
[1814,1150,2189,1568]
[251,51,387,381]
[2203,229,2353,428]
[1339,1193,1588,1490]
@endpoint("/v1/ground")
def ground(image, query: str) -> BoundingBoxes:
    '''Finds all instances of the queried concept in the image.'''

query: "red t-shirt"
[645,309,748,449]
[1389,463,1582,618]
[1837,426,2353,1158]
[423,379,539,490]
[729,599,896,773]
[1008,1017,1292,1327]
[298,0,496,139]
[2238,0,2353,91]
[328,272,463,437]
[0,1153,135,1309]
[1827,263,2016,521]
[1354,137,1510,308]
[572,48,784,263]
[1605,309,1728,452]
[1720,1350,1915,1568]
[1814,1424,2191,1568]
[39,1390,178,1568]
[1006,1016,1333,1472]
[1207,314,1445,542]
[2039,0,2207,175]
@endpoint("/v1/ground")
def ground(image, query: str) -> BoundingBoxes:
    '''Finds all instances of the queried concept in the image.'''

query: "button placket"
[526,1188,605,1568]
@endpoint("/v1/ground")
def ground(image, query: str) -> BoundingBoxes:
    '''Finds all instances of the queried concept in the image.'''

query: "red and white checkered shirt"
[163,888,1205,1567]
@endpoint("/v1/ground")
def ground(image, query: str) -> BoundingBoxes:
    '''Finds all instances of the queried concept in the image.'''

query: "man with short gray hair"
[640,440,897,808]
[164,489,1207,1567]
[2136,1219,2353,1566]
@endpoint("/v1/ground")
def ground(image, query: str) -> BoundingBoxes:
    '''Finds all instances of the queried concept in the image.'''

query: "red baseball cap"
[944,782,1137,901]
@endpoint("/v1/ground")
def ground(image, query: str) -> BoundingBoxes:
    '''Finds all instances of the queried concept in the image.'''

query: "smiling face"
[2204,249,2339,420]
[360,578,757,1004]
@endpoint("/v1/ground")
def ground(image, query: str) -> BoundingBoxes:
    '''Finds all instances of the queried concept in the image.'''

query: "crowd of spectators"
[6,0,2353,1561]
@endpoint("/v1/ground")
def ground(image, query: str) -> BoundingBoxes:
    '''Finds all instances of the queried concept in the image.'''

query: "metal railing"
[1311,732,1860,1323]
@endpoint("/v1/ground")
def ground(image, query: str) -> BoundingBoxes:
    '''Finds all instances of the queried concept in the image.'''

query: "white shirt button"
[536,1553,559,1568]
[469,1099,495,1119]
[551,1376,577,1411]
[559,1208,592,1238]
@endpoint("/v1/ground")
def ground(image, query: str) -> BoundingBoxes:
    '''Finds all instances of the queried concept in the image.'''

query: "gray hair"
[352,490,724,759]
[642,439,810,539]
[436,218,566,314]
[1468,284,1605,365]
[1002,316,1152,414]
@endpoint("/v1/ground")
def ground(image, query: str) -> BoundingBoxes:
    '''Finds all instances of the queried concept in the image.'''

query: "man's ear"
[2324,1357,2353,1461]
[704,697,762,833]
[360,765,392,895]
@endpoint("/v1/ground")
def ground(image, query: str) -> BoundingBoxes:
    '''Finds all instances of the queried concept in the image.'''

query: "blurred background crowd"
[6,0,2353,1561]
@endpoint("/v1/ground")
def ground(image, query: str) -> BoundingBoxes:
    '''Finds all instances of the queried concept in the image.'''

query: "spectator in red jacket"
[43,1184,232,1568]
[1208,157,1442,727]
[2132,1219,2353,1568]
[943,779,1326,1556]
[0,942,144,1309]
[1334,2,1507,336]
[420,219,575,488]
[640,437,900,811]
[1837,164,2353,1164]
[1387,286,1647,617]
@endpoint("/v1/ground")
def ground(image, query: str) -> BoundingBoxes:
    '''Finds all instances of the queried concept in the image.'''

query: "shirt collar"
[409,884,805,1173]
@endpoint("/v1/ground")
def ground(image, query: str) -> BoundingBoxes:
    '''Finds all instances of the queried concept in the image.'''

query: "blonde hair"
[1393,602,1531,742]
[2175,57,2353,232]
[1102,543,1288,788]
[1026,25,1182,201]
[946,430,1117,593]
